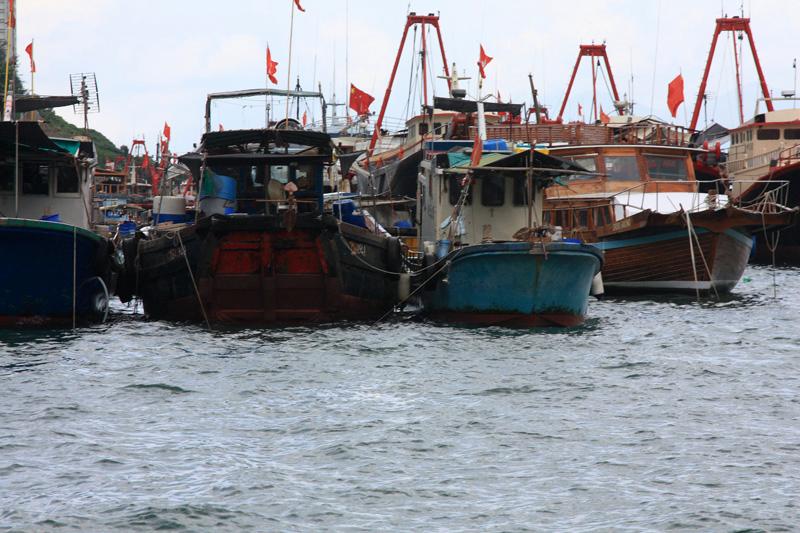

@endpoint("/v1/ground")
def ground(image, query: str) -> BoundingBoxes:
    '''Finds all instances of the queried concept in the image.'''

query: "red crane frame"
[556,44,622,124]
[689,17,772,131]
[368,13,451,153]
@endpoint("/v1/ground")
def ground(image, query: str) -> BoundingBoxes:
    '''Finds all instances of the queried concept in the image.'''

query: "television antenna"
[69,72,100,131]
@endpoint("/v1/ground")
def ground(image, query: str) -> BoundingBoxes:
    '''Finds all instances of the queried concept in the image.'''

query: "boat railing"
[607,179,792,216]
[723,145,800,174]
[481,122,691,147]
[725,179,793,213]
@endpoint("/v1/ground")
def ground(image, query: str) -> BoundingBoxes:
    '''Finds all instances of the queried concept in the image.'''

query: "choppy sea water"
[1,265,799,532]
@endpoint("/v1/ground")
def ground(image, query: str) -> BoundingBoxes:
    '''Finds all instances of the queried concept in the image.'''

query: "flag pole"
[284,1,295,128]
[2,5,12,116]
[30,39,34,95]
[265,44,269,128]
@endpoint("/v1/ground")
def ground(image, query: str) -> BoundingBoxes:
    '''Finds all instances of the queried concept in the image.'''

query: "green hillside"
[38,108,124,165]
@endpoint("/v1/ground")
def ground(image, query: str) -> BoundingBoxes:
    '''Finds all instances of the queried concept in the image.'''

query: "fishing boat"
[539,131,796,294]
[118,89,405,325]
[0,121,114,326]
[725,106,800,263]
[416,137,603,327]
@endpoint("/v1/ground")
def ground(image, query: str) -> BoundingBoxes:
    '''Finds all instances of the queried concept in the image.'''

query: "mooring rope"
[176,231,212,330]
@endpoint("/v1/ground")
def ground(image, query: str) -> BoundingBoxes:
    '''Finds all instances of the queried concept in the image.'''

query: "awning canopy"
[431,96,524,116]
[14,95,79,113]
[0,121,71,158]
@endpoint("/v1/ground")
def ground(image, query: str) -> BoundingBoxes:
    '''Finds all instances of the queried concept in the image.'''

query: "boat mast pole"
[528,73,541,124]
[283,0,296,128]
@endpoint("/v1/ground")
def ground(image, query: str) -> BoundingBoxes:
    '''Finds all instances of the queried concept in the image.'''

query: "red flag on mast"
[8,0,15,29]
[293,0,305,12]
[478,45,493,79]
[667,74,685,118]
[599,106,610,124]
[163,122,171,142]
[470,132,483,167]
[349,84,374,116]
[266,47,279,85]
[578,103,583,117]
[24,41,35,73]
[302,110,307,127]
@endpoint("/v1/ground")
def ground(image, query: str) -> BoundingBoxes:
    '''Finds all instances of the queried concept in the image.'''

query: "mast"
[368,13,451,154]
[557,44,622,124]
[689,17,772,131]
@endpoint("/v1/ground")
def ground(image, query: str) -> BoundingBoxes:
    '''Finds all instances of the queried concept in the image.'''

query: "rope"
[176,231,212,330]
[760,209,780,298]
[72,226,77,329]
[373,254,456,325]
[682,207,701,302]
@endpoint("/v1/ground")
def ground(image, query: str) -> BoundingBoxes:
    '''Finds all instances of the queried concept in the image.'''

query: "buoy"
[590,272,605,298]
[398,273,411,300]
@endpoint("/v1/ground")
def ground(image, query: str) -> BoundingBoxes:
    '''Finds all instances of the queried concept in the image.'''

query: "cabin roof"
[444,148,585,174]
[0,121,72,159]
[200,128,334,153]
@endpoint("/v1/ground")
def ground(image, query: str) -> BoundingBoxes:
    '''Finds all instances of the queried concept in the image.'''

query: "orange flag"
[599,106,610,124]
[293,0,305,12]
[24,41,35,73]
[266,47,279,85]
[163,122,171,142]
[667,74,684,118]
[470,132,483,167]
[478,45,492,79]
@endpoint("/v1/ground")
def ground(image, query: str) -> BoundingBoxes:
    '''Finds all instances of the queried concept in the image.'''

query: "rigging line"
[402,26,419,121]
[426,25,436,100]
[711,31,731,122]
[649,0,662,115]
[598,58,614,106]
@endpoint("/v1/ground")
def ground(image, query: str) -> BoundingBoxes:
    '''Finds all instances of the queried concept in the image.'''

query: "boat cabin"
[727,108,800,181]
[545,144,702,197]
[179,129,334,216]
[0,122,94,228]
[418,148,580,249]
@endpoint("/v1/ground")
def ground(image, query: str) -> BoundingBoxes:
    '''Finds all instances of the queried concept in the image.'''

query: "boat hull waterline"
[422,241,603,327]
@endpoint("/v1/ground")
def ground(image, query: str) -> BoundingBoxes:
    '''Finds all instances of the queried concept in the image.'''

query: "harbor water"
[2,265,799,531]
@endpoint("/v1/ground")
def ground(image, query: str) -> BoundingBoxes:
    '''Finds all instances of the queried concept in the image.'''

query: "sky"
[13,0,800,155]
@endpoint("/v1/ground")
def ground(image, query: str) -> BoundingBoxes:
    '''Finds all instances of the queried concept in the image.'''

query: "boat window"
[574,208,588,228]
[0,165,12,192]
[270,165,290,184]
[757,128,780,140]
[22,163,49,195]
[419,122,429,136]
[408,124,416,138]
[434,122,442,136]
[543,210,551,224]
[785,128,800,140]
[294,164,317,190]
[603,156,640,181]
[512,175,534,206]
[481,174,505,206]
[594,206,611,227]
[448,174,472,206]
[565,156,597,179]
[645,155,688,181]
[748,130,752,141]
[56,166,79,194]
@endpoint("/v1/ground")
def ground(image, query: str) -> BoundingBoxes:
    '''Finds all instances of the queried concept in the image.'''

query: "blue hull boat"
[0,218,113,327]
[423,241,603,327]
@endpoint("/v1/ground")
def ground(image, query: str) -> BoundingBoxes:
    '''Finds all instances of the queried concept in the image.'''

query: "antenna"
[69,72,100,131]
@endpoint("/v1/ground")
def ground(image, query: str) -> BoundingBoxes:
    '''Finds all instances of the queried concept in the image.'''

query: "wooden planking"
[603,232,716,282]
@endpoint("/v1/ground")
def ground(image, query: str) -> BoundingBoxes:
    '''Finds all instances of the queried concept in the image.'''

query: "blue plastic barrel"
[483,139,509,151]
[435,239,451,259]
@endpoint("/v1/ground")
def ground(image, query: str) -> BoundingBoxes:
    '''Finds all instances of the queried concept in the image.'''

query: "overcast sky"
[14,0,800,154]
